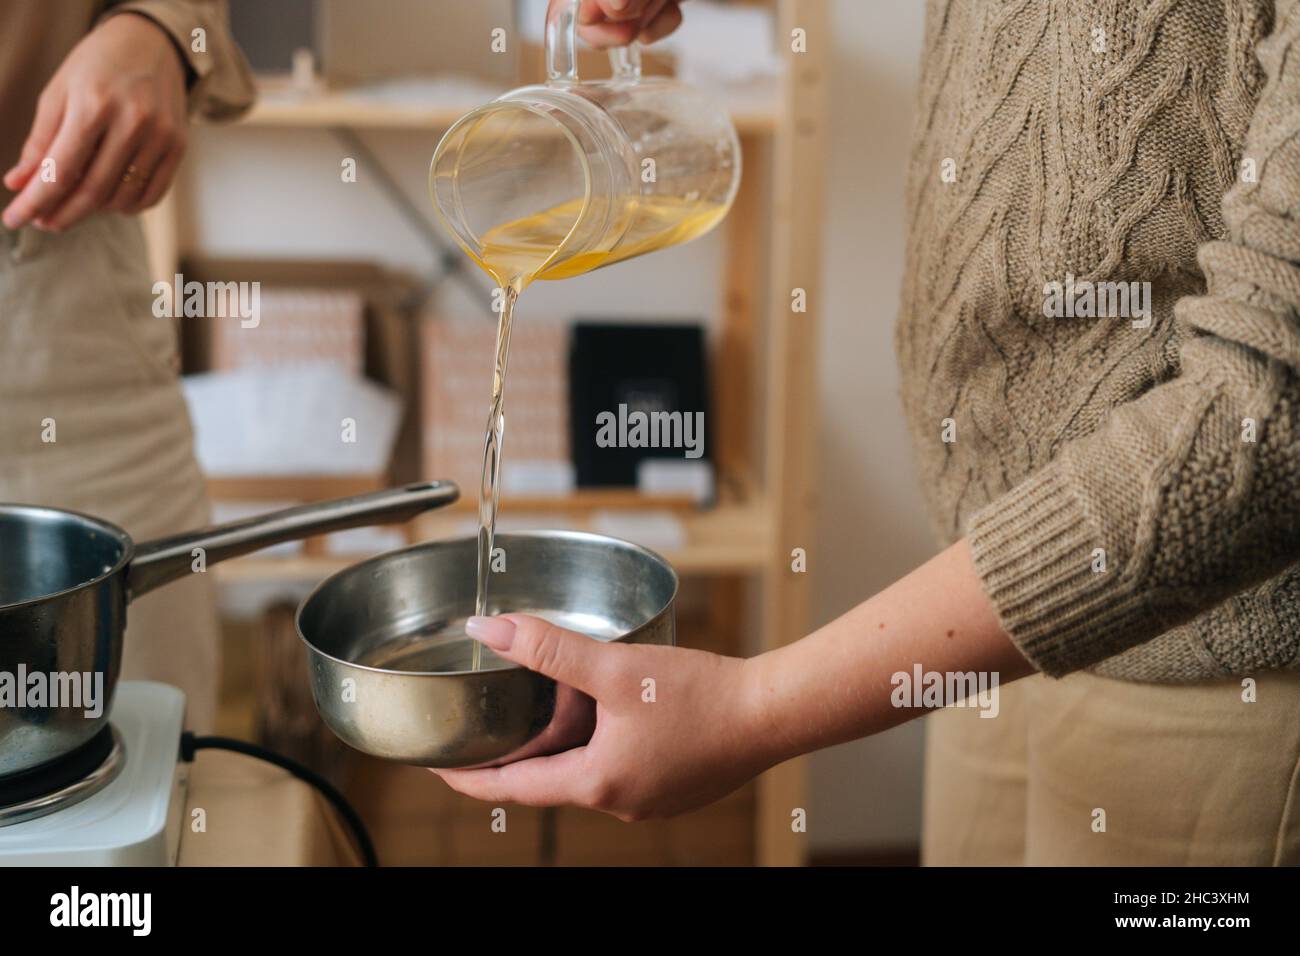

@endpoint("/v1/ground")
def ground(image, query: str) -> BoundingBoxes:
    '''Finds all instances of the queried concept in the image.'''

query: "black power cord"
[180,732,378,867]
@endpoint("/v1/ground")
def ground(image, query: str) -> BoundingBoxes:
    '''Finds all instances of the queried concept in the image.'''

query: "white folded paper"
[182,364,403,476]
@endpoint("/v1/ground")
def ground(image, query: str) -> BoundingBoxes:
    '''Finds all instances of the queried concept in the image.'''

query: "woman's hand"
[550,0,687,49]
[435,541,1035,822]
[433,614,777,822]
[2,13,189,232]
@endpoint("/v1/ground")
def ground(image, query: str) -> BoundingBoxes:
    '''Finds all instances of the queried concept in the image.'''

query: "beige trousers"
[0,215,220,731]
[922,670,1300,865]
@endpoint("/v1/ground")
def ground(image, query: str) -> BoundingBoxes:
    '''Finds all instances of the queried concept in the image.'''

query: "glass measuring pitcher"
[430,0,741,291]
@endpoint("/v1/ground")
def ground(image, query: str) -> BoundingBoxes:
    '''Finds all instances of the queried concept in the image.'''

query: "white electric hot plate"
[0,682,188,866]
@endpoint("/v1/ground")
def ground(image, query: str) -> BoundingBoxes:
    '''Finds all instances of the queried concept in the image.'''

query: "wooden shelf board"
[211,496,773,583]
[208,476,702,513]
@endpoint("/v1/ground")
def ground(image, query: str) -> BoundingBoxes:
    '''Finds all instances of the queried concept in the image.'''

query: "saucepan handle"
[126,481,459,600]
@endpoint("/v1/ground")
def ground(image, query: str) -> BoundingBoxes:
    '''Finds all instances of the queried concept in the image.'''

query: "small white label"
[501,460,575,496]
[636,459,714,503]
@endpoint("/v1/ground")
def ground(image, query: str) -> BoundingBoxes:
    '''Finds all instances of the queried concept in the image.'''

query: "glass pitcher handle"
[608,44,642,81]
[546,0,643,84]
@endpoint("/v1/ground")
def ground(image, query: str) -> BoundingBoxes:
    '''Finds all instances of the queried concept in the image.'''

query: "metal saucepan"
[0,482,459,777]
[297,530,677,768]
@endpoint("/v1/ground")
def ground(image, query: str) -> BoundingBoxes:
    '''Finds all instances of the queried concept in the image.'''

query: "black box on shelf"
[568,322,712,494]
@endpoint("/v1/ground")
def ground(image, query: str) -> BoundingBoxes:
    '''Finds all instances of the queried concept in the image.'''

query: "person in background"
[438,0,1300,866]
[0,1,255,731]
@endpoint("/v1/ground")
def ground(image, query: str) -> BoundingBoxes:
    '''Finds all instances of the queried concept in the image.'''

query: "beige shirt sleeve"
[99,0,256,120]
[967,0,1300,678]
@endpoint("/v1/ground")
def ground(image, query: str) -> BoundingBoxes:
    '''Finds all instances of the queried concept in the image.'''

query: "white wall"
[806,0,932,854]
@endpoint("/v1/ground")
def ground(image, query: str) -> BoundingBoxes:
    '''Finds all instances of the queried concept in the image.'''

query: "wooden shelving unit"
[149,0,825,867]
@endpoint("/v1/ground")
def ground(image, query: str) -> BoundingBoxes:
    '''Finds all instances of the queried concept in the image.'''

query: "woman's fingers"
[572,0,685,48]
[1,99,109,230]
[581,0,655,23]
[127,134,185,213]
[574,0,643,48]
[576,19,640,48]
[102,155,153,214]
[433,748,595,807]
[465,613,623,699]
[639,1,683,44]
[105,128,169,212]
[38,104,153,231]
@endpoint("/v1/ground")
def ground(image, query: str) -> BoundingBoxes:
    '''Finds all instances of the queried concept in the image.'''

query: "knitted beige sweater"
[897,0,1300,682]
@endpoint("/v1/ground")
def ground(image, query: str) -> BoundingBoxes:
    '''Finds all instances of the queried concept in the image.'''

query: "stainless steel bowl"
[296,531,677,768]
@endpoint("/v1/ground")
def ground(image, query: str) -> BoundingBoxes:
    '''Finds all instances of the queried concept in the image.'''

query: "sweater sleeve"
[967,2,1300,677]
[99,0,256,120]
